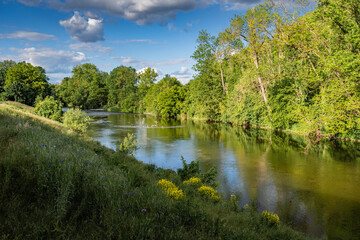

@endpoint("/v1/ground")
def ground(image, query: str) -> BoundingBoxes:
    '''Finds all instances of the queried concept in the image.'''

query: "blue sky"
[0,0,262,84]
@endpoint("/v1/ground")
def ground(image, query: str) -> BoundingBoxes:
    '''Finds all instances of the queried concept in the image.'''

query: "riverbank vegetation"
[0,101,310,239]
[0,0,359,140]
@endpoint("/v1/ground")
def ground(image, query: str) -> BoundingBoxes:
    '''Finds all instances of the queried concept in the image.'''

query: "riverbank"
[105,105,360,144]
[0,101,311,239]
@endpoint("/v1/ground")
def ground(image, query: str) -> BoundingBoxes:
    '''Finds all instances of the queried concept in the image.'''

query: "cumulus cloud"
[2,47,87,74]
[16,0,261,25]
[171,66,193,84]
[0,31,57,41]
[69,42,112,52]
[60,11,104,42]
[137,67,163,76]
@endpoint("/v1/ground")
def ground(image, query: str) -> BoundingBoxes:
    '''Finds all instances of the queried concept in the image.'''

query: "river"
[86,110,360,239]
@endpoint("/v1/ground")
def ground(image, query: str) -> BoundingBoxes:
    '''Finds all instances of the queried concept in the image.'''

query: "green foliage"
[3,81,37,106]
[177,157,218,188]
[118,133,139,154]
[34,96,63,122]
[107,65,138,112]
[3,62,48,106]
[57,64,108,109]
[63,108,91,132]
[0,60,16,93]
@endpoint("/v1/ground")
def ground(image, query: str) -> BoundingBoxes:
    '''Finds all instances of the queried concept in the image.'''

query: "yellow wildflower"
[197,185,221,201]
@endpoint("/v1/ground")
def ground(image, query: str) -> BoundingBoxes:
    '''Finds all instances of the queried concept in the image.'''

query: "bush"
[34,96,63,121]
[63,108,90,132]
[197,185,221,201]
[157,179,185,200]
[177,156,218,188]
[261,210,280,227]
[119,133,139,154]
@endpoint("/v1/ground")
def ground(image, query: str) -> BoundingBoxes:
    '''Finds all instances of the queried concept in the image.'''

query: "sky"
[0,0,262,84]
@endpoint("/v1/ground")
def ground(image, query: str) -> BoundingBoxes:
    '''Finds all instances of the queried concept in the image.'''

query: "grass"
[0,101,312,240]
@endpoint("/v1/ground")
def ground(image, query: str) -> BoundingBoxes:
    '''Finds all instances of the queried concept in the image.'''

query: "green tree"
[107,66,138,112]
[57,64,108,109]
[0,60,16,93]
[4,62,48,105]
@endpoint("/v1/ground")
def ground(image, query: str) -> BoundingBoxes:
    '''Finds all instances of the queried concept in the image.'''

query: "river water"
[86,111,360,239]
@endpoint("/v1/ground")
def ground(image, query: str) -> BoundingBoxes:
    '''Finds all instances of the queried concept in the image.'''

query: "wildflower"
[49,165,51,167]
[141,209,147,213]
[157,179,185,200]
[183,177,202,187]
[197,186,221,201]
[118,208,122,212]
[67,165,70,168]
[133,192,136,194]
[261,211,280,227]
[34,155,37,157]
[101,176,105,178]
[61,160,64,163]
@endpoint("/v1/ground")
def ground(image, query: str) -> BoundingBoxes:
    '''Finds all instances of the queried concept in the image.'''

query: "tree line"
[1,0,359,138]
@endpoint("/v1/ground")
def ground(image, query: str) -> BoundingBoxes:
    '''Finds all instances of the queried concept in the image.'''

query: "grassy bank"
[0,102,311,240]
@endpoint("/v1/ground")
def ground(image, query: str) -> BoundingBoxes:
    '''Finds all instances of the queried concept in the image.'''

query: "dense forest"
[1,0,359,138]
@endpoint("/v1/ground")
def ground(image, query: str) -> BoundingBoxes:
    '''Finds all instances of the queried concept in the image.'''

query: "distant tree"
[57,64,108,109]
[138,67,158,99]
[0,60,17,93]
[4,62,48,105]
[107,65,138,112]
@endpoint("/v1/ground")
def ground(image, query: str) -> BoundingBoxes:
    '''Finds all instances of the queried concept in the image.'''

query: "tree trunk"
[219,63,228,95]
[253,52,271,112]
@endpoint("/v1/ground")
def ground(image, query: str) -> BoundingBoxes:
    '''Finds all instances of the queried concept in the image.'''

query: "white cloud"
[137,67,163,76]
[2,47,87,74]
[47,73,72,84]
[16,0,261,25]
[60,11,104,42]
[69,42,112,52]
[0,31,57,41]
[171,66,193,84]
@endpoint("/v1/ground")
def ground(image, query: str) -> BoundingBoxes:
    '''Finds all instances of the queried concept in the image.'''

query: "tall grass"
[0,103,312,240]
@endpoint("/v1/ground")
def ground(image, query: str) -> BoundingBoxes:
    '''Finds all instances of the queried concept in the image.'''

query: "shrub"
[157,179,185,200]
[261,210,280,227]
[119,133,139,154]
[177,156,218,188]
[183,177,202,188]
[197,185,221,201]
[34,96,63,121]
[63,108,91,132]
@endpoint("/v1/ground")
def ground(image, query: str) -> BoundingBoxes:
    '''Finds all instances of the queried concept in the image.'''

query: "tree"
[107,65,138,112]
[4,62,48,105]
[57,64,108,109]
[138,67,158,98]
[0,60,16,93]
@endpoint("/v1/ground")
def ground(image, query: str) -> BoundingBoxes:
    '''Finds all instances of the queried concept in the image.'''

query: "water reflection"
[87,111,360,239]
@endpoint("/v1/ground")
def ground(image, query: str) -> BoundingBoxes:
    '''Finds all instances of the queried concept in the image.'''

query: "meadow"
[0,101,311,239]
